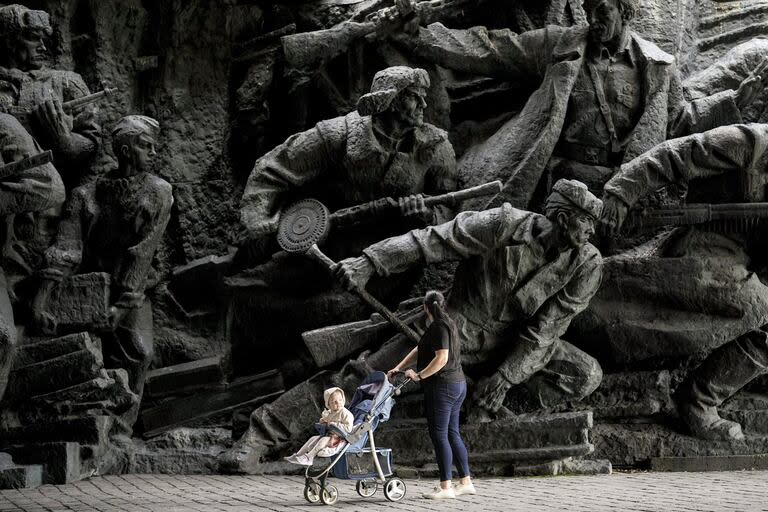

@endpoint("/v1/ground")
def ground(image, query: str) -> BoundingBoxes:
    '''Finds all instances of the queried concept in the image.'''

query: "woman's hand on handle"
[404,368,421,381]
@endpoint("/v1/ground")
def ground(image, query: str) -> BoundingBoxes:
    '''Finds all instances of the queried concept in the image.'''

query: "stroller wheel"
[356,480,377,497]
[304,481,321,503]
[383,478,406,502]
[320,484,339,505]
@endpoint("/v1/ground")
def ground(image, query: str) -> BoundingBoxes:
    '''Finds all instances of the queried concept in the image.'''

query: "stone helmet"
[357,66,430,116]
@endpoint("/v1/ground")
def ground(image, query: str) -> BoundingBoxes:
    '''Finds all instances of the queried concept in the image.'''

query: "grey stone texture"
[4,0,768,483]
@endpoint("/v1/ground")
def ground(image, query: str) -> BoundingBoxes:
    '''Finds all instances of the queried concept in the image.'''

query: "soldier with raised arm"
[336,179,604,419]
[390,0,768,208]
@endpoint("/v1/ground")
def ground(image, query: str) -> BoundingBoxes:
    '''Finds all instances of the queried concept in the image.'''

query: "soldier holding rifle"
[0,4,106,294]
[239,65,457,293]
[598,123,768,441]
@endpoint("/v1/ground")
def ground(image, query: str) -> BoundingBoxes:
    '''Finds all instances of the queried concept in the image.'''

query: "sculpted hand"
[30,278,58,335]
[333,255,376,291]
[475,372,512,413]
[35,98,74,147]
[599,193,629,237]
[107,305,131,331]
[399,194,431,222]
[736,57,768,109]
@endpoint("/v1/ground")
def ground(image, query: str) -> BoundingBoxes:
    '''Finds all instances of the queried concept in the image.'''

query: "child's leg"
[305,436,331,459]
[295,435,321,456]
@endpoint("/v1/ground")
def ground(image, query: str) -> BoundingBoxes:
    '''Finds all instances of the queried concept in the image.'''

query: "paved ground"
[0,471,767,512]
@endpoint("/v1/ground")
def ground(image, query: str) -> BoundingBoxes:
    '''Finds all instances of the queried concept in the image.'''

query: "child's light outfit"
[286,387,354,465]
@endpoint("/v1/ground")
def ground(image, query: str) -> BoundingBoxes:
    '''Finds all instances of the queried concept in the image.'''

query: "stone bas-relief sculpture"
[31,115,172,434]
[393,0,768,209]
[220,178,604,473]
[4,0,768,488]
[0,114,64,404]
[587,123,768,440]
[338,179,604,420]
[228,65,457,377]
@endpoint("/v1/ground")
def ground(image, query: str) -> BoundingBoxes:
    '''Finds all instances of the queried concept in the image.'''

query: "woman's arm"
[409,349,449,381]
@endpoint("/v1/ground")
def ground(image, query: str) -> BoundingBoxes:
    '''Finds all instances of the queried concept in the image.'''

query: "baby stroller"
[302,371,408,505]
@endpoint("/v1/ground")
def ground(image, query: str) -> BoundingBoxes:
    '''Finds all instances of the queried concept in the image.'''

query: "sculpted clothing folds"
[43,171,173,426]
[412,23,742,207]
[0,113,64,402]
[363,204,603,403]
[0,67,100,171]
[242,110,456,250]
[583,124,768,408]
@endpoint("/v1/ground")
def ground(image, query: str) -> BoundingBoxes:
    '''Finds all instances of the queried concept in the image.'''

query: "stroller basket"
[332,448,393,479]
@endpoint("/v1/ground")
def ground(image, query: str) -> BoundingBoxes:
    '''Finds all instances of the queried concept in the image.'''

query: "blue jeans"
[423,379,470,482]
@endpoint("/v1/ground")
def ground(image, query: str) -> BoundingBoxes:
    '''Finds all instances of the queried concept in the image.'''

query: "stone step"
[7,344,103,400]
[144,356,225,399]
[3,442,81,485]
[0,416,112,448]
[651,453,768,472]
[140,370,284,437]
[378,412,593,466]
[592,422,768,468]
[0,453,43,490]
[13,332,97,369]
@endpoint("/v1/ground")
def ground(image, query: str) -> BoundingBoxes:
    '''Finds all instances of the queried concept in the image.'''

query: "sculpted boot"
[676,330,768,441]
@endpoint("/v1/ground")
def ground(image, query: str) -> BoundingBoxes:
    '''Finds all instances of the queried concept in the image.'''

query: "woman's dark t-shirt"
[416,319,464,383]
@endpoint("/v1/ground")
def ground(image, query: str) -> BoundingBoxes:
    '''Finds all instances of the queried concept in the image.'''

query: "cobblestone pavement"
[1,471,767,512]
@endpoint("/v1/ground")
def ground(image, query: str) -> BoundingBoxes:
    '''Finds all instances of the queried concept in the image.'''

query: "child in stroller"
[298,371,409,506]
[285,387,354,466]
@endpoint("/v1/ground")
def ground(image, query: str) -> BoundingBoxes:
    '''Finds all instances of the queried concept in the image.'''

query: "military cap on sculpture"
[545,179,603,220]
[0,4,52,37]
[111,115,160,156]
[357,66,431,116]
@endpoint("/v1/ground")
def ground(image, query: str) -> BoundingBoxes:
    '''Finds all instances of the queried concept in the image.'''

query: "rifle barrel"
[0,150,53,180]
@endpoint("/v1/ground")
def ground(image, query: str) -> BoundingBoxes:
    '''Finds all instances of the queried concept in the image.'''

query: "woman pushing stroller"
[388,290,475,499]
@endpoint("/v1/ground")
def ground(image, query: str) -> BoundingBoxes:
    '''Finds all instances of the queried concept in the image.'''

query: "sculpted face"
[123,132,157,174]
[390,85,427,128]
[586,0,624,44]
[12,28,48,70]
[559,212,596,248]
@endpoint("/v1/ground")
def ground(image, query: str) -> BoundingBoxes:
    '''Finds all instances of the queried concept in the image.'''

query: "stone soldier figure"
[241,65,456,253]
[392,0,768,208]
[0,4,100,179]
[597,123,768,440]
[237,65,456,303]
[221,178,603,472]
[0,4,101,294]
[0,113,65,403]
[31,116,172,432]
[337,178,604,419]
